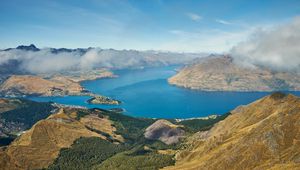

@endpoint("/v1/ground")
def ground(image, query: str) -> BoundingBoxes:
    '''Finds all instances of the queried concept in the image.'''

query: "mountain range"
[0,44,204,74]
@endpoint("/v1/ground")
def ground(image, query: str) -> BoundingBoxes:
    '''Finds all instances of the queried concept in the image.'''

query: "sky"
[0,0,300,52]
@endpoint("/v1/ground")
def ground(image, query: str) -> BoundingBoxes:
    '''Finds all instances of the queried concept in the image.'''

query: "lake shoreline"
[25,66,300,119]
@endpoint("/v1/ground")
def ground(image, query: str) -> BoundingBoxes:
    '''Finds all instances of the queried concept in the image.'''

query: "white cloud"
[0,49,81,74]
[230,17,300,71]
[0,48,199,74]
[186,13,202,21]
[216,19,232,25]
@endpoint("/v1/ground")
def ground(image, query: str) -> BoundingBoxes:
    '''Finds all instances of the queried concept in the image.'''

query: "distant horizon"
[1,43,214,54]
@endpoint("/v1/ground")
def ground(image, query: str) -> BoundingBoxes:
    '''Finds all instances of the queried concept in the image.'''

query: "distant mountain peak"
[16,44,40,51]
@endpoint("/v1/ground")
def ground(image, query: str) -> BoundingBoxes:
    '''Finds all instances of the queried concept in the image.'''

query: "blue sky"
[0,0,299,52]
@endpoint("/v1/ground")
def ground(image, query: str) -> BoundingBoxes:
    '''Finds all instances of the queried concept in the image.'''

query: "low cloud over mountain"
[230,17,300,71]
[0,45,202,74]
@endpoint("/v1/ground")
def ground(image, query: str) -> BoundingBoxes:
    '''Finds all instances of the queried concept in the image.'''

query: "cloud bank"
[0,48,201,74]
[230,17,300,71]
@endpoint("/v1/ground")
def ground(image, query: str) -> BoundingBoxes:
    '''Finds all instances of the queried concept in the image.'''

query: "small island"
[87,95,121,105]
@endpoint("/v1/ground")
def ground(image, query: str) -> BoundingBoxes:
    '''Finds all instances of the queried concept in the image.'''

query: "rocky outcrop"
[165,93,300,170]
[144,120,185,145]
[169,55,300,91]
[15,44,40,51]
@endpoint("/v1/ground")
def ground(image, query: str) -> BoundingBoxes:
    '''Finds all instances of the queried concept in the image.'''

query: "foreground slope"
[0,97,230,170]
[165,93,300,170]
[0,108,115,170]
[0,106,158,170]
[169,55,300,91]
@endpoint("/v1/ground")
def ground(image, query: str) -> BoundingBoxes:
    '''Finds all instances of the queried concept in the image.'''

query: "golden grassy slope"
[164,93,300,170]
[0,75,84,96]
[168,55,300,91]
[80,114,124,143]
[0,109,108,170]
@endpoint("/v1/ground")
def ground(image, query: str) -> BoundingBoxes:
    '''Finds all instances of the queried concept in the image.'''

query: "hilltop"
[144,119,185,145]
[0,109,106,170]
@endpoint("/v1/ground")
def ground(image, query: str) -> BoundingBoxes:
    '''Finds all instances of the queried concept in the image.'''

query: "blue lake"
[29,66,300,119]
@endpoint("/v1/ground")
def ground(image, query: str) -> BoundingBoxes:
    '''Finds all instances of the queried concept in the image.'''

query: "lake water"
[29,66,300,119]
